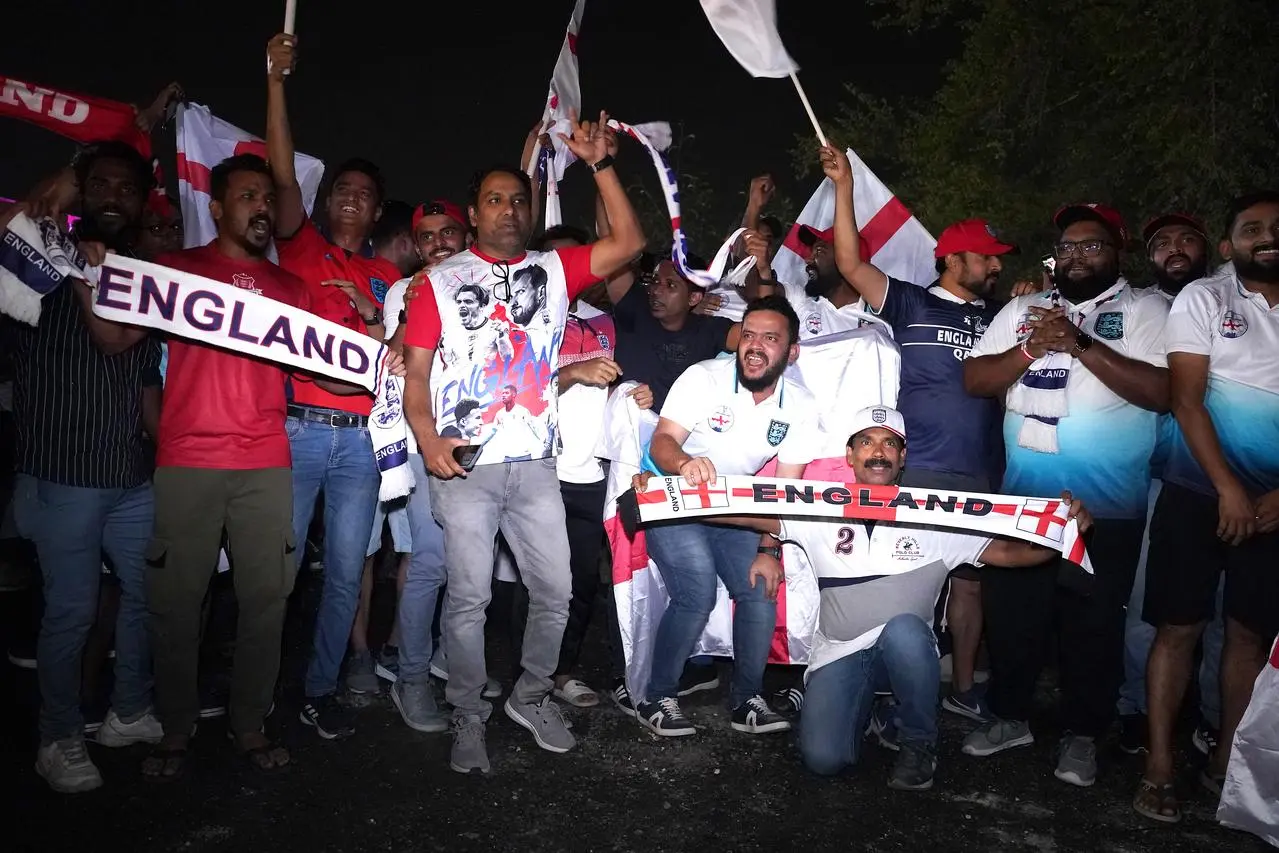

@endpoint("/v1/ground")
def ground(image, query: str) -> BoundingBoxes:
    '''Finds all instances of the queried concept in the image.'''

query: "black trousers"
[983,517,1144,737]
[511,478,608,678]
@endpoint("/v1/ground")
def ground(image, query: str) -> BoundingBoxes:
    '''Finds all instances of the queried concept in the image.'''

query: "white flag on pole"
[536,0,588,228]
[700,0,797,78]
[175,103,325,250]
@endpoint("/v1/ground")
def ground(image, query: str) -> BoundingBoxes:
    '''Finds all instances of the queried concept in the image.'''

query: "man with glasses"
[962,204,1171,788]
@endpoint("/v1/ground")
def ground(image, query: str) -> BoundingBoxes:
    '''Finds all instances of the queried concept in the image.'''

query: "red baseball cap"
[412,199,468,232]
[1141,213,1208,246]
[1054,203,1129,246]
[797,224,834,246]
[933,219,1017,259]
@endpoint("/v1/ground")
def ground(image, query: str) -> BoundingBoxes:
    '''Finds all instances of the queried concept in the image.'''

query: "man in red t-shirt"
[265,33,400,740]
[122,154,309,779]
[402,111,646,774]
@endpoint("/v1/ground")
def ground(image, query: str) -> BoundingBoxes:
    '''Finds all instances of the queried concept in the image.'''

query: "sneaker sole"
[36,765,103,793]
[95,729,162,748]
[941,697,991,723]
[731,719,792,734]
[676,678,720,698]
[375,663,399,683]
[298,711,353,741]
[503,700,575,754]
[448,762,490,775]
[888,776,934,792]
[391,689,449,734]
[962,731,1035,757]
[482,683,502,700]
[346,679,380,695]
[1118,743,1148,756]
[636,713,696,737]
[611,699,637,719]
[7,653,36,670]
[1054,767,1096,787]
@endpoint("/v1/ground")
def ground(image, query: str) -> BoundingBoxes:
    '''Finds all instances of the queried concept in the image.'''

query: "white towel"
[1006,351,1071,453]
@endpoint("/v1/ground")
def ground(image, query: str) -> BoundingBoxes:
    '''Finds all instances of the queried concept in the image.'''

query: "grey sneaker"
[1054,734,1097,787]
[504,695,577,754]
[345,650,379,695]
[392,681,448,733]
[449,715,489,775]
[961,719,1035,757]
[35,737,103,793]
[888,744,937,791]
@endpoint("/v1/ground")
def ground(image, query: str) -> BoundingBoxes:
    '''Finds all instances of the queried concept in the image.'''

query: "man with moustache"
[1136,192,1279,823]
[6,142,162,792]
[821,145,1014,721]
[636,295,822,737]
[963,204,1171,788]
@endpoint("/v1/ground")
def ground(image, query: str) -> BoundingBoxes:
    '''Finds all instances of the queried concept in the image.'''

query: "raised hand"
[267,33,298,82]
[748,175,775,209]
[558,109,611,166]
[818,144,852,185]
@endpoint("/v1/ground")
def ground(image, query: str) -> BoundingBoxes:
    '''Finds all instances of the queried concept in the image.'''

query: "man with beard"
[963,203,1170,788]
[266,33,402,741]
[1115,213,1222,755]
[403,110,646,773]
[636,295,821,737]
[821,145,1013,721]
[5,142,162,792]
[1135,191,1279,823]
[511,264,548,327]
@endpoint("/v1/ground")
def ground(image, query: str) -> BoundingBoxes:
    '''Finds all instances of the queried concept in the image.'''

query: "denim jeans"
[429,458,571,718]
[1118,480,1226,724]
[799,614,940,776]
[288,417,381,698]
[395,453,447,685]
[644,521,775,708]
[13,474,153,744]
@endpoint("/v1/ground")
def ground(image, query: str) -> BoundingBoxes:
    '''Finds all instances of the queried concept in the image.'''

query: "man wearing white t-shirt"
[403,111,646,774]
[637,407,1092,791]
[963,203,1170,788]
[636,295,821,737]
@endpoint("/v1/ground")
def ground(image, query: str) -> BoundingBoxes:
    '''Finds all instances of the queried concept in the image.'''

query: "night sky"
[2,1,948,243]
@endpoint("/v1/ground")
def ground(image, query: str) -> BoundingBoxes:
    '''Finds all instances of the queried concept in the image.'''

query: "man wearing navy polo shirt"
[819,145,1012,721]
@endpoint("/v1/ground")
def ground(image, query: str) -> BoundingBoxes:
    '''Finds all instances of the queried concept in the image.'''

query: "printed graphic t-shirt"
[404,245,600,466]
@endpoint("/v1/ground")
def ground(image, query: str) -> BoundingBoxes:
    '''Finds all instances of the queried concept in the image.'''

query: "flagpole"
[284,0,297,34]
[788,72,828,147]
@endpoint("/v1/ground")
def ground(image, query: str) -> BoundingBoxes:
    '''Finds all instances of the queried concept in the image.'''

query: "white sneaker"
[36,738,103,793]
[95,709,164,747]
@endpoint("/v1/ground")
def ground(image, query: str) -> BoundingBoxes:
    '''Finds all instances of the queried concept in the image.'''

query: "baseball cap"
[1053,203,1129,246]
[797,224,834,246]
[1141,213,1207,246]
[412,199,468,232]
[848,406,906,442]
[933,219,1018,259]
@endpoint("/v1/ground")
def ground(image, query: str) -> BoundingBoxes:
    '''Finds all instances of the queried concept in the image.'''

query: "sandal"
[1132,778,1182,824]
[232,732,291,774]
[553,678,600,708]
[141,745,190,783]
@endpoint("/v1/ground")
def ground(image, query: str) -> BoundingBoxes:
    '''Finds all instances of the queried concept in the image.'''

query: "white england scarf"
[622,475,1094,575]
[0,213,412,500]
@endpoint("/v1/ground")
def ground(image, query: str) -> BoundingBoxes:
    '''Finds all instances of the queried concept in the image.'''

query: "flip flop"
[553,679,600,708]
[230,730,291,774]
[141,746,189,783]
[1132,778,1181,824]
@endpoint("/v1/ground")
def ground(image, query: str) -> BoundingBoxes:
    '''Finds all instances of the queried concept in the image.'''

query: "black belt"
[287,405,368,429]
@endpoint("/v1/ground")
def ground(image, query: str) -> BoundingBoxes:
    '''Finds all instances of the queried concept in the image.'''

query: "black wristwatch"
[588,154,615,174]
[757,545,782,560]
[1072,330,1094,355]
[362,308,383,326]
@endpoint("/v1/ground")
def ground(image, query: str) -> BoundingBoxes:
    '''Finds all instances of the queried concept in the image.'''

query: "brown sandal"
[1133,778,1181,824]
[233,733,290,774]
[141,746,190,783]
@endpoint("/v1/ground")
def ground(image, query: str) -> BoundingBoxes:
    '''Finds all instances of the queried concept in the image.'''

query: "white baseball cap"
[848,406,907,442]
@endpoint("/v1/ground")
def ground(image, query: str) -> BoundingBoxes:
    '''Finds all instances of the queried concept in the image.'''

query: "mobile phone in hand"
[452,445,482,472]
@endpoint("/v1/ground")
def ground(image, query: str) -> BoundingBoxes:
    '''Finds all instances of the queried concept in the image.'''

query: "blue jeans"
[395,453,447,685]
[1119,481,1226,724]
[288,417,381,698]
[13,474,153,744]
[799,614,940,776]
[644,521,775,708]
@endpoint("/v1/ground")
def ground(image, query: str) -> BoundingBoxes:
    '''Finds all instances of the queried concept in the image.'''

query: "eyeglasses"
[490,261,512,302]
[1052,239,1113,259]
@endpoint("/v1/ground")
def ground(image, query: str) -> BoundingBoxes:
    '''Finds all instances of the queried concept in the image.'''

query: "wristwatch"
[588,154,615,174]
[362,308,383,326]
[1072,329,1094,355]
[757,545,782,560]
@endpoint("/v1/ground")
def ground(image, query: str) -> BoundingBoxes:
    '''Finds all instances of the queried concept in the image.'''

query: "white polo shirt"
[658,356,821,475]
[777,279,892,341]
[1163,271,1279,497]
[779,517,990,675]
[970,282,1170,519]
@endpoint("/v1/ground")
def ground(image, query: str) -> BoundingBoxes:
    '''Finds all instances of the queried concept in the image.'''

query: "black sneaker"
[1118,713,1148,755]
[677,663,720,697]
[610,680,636,717]
[1192,720,1219,756]
[867,698,899,751]
[731,695,792,734]
[300,694,355,740]
[888,744,937,791]
[635,697,697,737]
[773,686,804,714]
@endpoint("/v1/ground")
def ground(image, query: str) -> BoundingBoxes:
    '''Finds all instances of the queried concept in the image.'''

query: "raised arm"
[265,33,307,239]
[594,182,637,305]
[820,145,888,310]
[557,112,645,281]
[741,174,774,231]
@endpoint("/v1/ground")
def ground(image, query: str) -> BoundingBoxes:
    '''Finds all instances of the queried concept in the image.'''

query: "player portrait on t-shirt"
[440,397,485,441]
[510,264,549,327]
[449,283,513,365]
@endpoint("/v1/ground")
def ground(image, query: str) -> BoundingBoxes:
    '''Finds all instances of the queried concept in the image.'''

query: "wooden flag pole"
[789,71,828,147]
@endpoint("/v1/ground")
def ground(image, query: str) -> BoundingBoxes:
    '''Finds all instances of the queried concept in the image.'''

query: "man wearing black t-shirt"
[820,144,1015,722]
